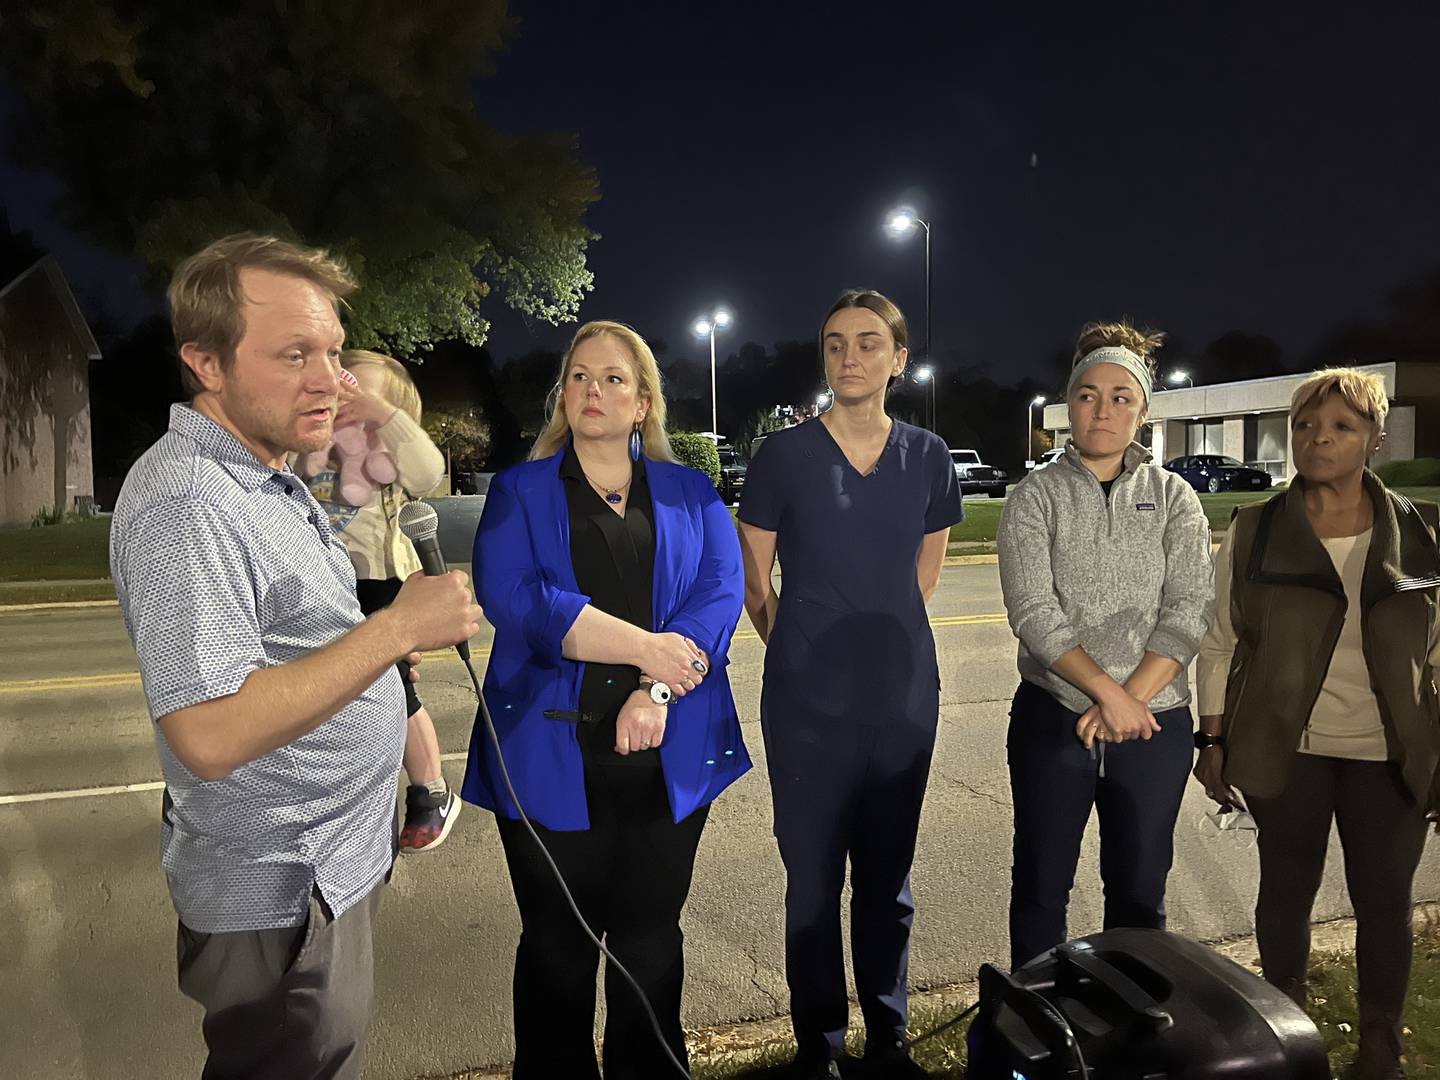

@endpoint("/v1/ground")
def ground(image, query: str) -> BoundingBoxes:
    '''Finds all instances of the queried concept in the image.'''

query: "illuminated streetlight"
[693,308,733,437]
[913,364,935,431]
[1166,370,1194,388]
[885,205,932,367]
[1028,395,1047,463]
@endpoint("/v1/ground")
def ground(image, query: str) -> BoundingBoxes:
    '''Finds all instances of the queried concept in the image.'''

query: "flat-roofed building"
[1042,361,1440,481]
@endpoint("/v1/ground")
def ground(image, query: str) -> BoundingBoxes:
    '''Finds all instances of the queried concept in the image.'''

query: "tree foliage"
[0,0,598,354]
[423,406,492,475]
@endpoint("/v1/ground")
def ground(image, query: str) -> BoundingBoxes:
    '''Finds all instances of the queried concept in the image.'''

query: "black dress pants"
[496,762,708,1080]
[1007,680,1194,970]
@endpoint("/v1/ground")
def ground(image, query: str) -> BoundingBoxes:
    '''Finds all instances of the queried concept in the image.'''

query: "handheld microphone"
[404,500,690,1078]
[398,501,470,661]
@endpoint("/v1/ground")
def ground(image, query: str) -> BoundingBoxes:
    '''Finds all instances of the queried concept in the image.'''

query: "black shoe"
[861,1036,930,1078]
[400,784,461,853]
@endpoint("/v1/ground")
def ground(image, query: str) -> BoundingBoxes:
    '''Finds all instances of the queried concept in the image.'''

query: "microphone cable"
[458,648,693,1080]
[398,500,687,1074]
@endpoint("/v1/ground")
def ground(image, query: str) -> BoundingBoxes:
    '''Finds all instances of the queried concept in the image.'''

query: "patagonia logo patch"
[1135,502,1157,511]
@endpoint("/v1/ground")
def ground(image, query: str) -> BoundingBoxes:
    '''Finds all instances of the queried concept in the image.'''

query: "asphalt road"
[3,563,1438,1079]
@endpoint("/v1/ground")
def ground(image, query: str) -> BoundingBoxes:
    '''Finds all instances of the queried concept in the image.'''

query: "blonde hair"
[1290,366,1389,431]
[168,233,357,397]
[530,321,675,462]
[341,349,422,422]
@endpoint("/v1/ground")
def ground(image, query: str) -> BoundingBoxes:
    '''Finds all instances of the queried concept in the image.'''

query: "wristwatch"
[1194,732,1226,750]
[637,675,673,705]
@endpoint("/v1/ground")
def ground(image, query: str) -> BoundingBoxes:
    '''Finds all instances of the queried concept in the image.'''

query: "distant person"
[296,349,460,852]
[997,320,1212,971]
[738,289,963,1080]
[465,320,749,1079]
[1196,367,1440,1080]
[109,234,481,1079]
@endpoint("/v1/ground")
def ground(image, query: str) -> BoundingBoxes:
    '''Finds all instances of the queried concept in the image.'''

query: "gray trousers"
[177,883,384,1080]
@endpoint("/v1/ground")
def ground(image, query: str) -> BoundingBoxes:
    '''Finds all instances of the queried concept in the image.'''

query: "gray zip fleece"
[997,442,1214,714]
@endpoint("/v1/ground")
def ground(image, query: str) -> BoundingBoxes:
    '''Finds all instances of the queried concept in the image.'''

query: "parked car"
[1029,447,1065,473]
[1163,454,1273,494]
[715,445,747,504]
[951,449,1009,498]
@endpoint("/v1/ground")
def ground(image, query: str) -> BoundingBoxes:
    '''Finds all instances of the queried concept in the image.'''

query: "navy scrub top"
[738,418,964,737]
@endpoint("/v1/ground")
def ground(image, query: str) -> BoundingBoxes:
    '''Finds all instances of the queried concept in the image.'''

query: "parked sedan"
[1163,454,1272,493]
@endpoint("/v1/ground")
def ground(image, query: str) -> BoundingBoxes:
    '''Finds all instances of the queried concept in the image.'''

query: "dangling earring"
[630,421,643,462]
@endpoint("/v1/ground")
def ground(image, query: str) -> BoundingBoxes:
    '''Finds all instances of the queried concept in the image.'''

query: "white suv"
[950,449,1009,498]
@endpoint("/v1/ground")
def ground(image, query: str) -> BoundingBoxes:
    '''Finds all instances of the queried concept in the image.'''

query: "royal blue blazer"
[461,448,751,831]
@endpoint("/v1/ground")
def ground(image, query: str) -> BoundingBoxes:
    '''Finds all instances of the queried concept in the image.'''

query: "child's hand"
[336,371,397,428]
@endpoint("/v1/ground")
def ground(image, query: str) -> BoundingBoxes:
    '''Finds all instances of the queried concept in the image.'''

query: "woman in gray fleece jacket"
[997,321,1213,970]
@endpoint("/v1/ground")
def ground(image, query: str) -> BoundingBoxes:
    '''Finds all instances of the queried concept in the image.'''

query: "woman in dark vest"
[1196,367,1440,1080]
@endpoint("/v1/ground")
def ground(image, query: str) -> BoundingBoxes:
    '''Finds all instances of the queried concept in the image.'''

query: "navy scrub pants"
[1006,679,1194,971]
[764,718,936,1065]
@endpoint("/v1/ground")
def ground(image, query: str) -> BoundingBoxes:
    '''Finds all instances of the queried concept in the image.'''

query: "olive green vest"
[1223,472,1440,807]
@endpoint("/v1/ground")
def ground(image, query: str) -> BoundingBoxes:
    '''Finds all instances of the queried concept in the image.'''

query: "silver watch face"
[649,681,673,705]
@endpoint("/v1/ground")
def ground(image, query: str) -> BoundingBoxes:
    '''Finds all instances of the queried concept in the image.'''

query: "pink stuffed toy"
[296,369,400,506]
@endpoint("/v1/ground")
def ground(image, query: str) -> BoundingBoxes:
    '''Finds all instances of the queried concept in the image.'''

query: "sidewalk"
[434,904,1440,1079]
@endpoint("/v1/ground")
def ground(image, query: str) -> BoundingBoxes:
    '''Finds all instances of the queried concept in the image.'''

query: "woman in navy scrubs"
[738,290,963,1079]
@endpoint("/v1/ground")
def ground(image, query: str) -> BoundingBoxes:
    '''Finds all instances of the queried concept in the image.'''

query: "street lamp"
[1166,370,1194,388]
[1028,395,1047,463]
[815,390,832,412]
[885,206,932,365]
[914,364,935,431]
[693,308,732,437]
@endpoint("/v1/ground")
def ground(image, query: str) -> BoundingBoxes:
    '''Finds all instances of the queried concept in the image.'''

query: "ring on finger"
[640,740,651,750]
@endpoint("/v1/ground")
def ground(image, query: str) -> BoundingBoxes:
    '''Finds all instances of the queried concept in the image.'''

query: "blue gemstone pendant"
[606,492,623,504]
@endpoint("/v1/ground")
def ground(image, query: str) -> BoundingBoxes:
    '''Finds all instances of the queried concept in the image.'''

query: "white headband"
[1067,346,1152,405]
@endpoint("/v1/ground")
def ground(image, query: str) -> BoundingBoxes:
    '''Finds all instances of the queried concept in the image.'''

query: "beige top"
[300,410,446,581]
[1199,527,1391,760]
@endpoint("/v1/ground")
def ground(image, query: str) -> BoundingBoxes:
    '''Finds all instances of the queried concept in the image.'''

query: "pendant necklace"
[585,470,630,505]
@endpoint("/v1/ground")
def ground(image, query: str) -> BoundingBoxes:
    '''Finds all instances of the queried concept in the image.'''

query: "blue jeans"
[1006,679,1194,970]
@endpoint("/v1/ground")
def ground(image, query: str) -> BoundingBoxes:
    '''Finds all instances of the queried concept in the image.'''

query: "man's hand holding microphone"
[374,502,484,661]
[382,570,484,657]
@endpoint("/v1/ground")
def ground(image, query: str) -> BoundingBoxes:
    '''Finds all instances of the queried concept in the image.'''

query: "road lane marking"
[0,646,495,695]
[0,610,1019,804]
[0,779,167,805]
[0,615,1008,697]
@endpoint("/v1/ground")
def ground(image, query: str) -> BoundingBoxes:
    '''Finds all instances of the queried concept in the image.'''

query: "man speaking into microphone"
[109,234,482,1080]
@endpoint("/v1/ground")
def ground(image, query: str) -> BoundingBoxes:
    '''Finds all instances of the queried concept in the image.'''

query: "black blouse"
[561,444,659,768]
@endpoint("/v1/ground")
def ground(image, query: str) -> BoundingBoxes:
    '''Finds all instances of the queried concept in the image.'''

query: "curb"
[944,553,998,566]
[428,903,1440,1080]
[0,598,119,612]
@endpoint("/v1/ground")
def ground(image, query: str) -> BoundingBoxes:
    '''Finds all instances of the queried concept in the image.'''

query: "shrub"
[670,432,721,486]
[1374,458,1440,486]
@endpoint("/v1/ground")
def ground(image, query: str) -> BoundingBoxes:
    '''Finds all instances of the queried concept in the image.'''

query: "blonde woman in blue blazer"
[463,320,749,1080]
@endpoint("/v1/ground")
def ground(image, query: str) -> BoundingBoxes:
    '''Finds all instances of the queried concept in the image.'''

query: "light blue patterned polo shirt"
[111,404,405,933]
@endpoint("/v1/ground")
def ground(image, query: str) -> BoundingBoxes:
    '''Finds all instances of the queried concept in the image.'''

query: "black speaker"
[966,928,1328,1078]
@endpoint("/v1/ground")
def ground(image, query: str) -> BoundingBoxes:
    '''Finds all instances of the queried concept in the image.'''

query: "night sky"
[5,2,1440,384]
